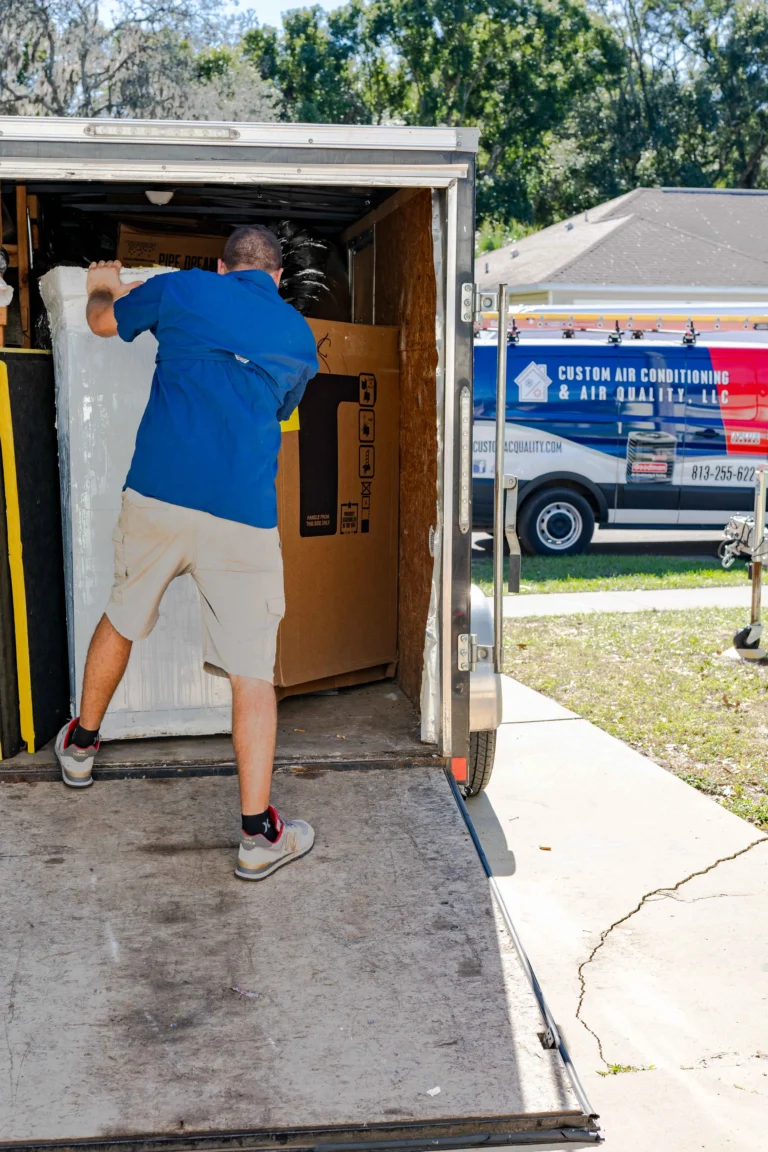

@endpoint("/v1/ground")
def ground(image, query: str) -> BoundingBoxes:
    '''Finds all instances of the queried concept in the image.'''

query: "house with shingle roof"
[478,188,768,307]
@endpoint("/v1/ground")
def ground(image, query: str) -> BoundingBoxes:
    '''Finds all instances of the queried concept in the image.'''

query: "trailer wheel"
[466,730,497,795]
[518,487,594,556]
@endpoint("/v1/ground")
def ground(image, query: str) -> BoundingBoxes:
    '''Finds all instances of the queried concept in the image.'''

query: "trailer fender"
[469,583,501,732]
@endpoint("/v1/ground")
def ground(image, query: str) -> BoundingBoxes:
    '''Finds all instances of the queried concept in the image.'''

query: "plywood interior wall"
[373,190,438,706]
[351,237,374,324]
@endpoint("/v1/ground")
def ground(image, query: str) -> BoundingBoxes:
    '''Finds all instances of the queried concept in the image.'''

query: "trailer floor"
[0,766,587,1147]
[1,682,434,782]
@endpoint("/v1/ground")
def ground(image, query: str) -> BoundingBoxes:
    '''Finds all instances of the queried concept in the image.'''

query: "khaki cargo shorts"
[106,489,284,682]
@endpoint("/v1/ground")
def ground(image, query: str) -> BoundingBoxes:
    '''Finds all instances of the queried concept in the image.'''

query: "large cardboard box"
[275,319,400,693]
[116,224,224,270]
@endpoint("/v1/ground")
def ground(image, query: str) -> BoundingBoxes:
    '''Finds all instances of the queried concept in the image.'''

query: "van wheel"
[518,488,594,556]
[466,730,497,795]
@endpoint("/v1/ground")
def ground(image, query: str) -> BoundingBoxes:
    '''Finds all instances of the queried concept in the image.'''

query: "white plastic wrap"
[0,276,13,308]
[40,266,232,740]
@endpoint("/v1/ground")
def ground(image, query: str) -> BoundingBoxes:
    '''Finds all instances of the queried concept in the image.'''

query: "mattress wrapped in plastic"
[40,266,231,740]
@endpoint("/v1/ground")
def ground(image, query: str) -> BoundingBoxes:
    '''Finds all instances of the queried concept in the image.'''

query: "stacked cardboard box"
[116,225,225,270]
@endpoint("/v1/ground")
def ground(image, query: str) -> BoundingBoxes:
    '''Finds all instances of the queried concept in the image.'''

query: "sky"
[100,0,342,29]
[224,0,341,25]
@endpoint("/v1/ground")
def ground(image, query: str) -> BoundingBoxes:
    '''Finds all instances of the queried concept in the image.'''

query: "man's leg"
[230,672,314,879]
[55,613,133,787]
[79,614,133,730]
[194,518,314,878]
[231,674,277,816]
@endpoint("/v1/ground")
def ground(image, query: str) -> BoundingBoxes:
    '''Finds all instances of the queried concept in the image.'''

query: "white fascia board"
[511,300,768,316]
[0,156,466,188]
[0,116,479,153]
[535,282,768,296]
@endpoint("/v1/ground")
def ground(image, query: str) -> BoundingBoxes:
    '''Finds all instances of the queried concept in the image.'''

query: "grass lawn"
[504,607,768,829]
[472,552,747,596]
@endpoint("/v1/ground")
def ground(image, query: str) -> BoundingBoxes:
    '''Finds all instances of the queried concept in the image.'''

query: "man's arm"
[275,321,320,422]
[276,374,311,424]
[86,260,142,338]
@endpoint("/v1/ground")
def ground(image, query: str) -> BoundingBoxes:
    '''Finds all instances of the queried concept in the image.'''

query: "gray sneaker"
[235,807,315,881]
[55,719,99,788]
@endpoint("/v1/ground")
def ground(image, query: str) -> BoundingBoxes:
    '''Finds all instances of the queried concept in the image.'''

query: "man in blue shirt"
[54,225,320,882]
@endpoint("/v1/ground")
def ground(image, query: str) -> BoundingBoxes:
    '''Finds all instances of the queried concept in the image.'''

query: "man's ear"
[272,268,284,288]
[217,258,229,276]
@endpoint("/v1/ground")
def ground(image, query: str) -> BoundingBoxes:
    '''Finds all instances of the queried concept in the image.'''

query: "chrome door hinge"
[461,283,498,324]
[458,633,493,671]
[457,633,476,672]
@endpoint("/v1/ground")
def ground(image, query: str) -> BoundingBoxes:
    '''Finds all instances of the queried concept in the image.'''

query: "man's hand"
[86,260,142,338]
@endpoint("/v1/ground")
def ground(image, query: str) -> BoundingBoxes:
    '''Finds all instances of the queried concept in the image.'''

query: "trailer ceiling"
[20,182,392,232]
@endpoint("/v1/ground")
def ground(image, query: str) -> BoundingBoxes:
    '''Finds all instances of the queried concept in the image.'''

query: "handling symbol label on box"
[361,480,372,528]
[359,446,375,479]
[359,374,377,407]
[340,503,359,534]
[359,408,375,442]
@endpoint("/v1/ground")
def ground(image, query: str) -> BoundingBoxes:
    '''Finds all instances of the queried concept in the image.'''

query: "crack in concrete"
[575,835,768,1066]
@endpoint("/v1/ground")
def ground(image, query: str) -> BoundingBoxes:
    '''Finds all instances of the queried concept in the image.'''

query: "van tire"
[466,730,496,795]
[518,487,594,556]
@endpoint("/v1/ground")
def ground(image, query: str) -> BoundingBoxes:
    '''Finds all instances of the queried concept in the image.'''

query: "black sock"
[242,808,279,842]
[71,722,99,749]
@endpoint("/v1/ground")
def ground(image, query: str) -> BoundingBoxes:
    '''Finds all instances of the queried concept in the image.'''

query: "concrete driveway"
[469,677,768,1151]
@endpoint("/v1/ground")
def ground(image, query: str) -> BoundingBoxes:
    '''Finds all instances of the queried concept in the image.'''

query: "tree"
[528,0,699,220]
[0,0,277,121]
[662,0,768,188]
[244,0,613,223]
[539,0,768,220]
[242,4,404,124]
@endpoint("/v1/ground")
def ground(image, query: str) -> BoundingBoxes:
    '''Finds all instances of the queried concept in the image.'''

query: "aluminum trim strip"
[420,191,446,746]
[0,158,466,187]
[0,116,480,153]
[0,1126,600,1152]
[440,181,459,756]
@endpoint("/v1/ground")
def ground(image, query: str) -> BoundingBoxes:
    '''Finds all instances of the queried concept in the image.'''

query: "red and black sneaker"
[54,718,99,788]
[235,807,314,881]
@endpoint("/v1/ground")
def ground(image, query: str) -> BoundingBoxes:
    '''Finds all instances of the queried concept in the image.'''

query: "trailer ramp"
[0,766,599,1149]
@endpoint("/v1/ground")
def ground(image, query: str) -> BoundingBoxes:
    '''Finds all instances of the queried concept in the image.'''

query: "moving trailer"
[0,119,600,1150]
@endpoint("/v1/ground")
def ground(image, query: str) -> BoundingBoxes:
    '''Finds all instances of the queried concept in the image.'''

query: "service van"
[473,335,768,553]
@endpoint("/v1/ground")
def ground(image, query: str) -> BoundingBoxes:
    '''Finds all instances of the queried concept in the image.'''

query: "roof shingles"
[478,188,768,290]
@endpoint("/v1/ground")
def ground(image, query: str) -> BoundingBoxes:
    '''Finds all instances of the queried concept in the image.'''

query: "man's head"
[218,225,283,286]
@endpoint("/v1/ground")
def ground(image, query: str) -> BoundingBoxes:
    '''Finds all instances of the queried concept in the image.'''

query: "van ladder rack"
[480,304,768,335]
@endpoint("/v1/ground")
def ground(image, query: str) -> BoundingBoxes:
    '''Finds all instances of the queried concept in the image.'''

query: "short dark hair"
[222,225,283,273]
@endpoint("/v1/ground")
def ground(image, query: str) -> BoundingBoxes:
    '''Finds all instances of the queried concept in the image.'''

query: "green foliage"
[237,0,768,228]
[669,0,768,188]
[471,552,747,596]
[195,47,234,82]
[476,218,539,253]
[0,0,277,120]
[242,4,402,124]
[597,1063,655,1075]
[504,607,768,830]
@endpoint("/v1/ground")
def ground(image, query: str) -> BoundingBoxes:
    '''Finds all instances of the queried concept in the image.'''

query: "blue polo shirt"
[113,268,319,528]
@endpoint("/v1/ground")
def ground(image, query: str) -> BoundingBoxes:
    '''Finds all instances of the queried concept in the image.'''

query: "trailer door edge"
[444,769,601,1134]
